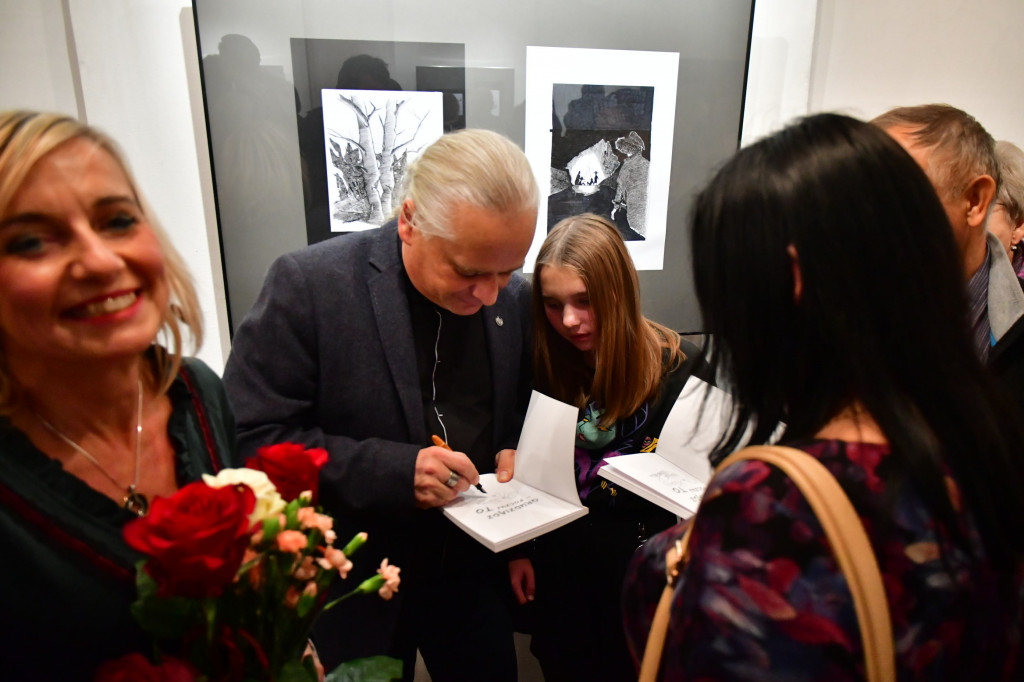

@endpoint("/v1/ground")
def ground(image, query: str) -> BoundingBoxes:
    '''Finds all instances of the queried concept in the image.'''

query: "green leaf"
[134,560,158,600]
[285,500,301,529]
[263,515,282,543]
[130,592,201,640]
[296,591,316,618]
[276,658,320,682]
[325,656,403,682]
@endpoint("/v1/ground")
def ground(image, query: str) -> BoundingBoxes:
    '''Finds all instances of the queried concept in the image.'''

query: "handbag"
[638,445,895,682]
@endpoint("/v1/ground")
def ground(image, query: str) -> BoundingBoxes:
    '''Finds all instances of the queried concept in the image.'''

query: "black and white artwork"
[548,84,654,241]
[321,89,443,232]
[524,47,679,271]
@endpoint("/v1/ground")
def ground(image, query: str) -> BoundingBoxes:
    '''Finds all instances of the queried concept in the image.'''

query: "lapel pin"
[495,316,504,327]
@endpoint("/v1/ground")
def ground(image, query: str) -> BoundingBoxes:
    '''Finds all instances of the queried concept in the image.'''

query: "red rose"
[124,481,255,598]
[246,442,329,502]
[94,653,195,682]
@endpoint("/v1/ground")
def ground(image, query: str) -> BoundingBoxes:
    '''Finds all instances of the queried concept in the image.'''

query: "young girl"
[510,213,710,681]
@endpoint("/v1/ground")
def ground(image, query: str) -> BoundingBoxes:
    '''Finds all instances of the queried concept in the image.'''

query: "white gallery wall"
[809,0,1024,143]
[3,0,1024,374]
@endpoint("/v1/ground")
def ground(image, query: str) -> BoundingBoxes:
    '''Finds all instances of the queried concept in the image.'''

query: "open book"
[597,376,737,519]
[443,391,587,552]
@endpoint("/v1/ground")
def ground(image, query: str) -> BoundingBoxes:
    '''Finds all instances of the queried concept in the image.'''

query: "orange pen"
[432,435,486,493]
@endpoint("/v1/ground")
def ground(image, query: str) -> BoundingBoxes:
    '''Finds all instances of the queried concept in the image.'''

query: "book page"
[599,454,706,517]
[442,391,586,551]
[655,376,739,482]
[512,390,581,504]
[443,474,589,551]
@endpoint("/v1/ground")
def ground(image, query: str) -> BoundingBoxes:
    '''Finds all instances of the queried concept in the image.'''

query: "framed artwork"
[321,89,443,232]
[525,46,679,271]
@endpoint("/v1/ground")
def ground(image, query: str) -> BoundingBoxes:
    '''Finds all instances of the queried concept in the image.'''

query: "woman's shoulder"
[177,357,221,387]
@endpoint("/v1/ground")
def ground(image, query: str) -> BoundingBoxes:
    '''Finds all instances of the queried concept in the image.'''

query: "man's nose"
[472,275,500,306]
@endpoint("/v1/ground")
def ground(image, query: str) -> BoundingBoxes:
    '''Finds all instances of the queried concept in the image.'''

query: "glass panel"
[192,0,754,332]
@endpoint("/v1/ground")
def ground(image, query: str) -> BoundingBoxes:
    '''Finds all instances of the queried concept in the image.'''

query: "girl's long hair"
[533,213,683,423]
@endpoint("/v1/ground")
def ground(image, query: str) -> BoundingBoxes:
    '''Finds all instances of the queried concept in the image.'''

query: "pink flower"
[324,529,337,545]
[284,586,301,609]
[296,506,333,533]
[377,558,401,600]
[293,555,318,581]
[276,530,308,553]
[317,547,353,578]
[303,581,318,598]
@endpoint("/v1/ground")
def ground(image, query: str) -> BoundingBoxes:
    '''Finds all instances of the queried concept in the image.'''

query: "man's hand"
[508,557,535,604]
[414,445,480,508]
[495,448,515,483]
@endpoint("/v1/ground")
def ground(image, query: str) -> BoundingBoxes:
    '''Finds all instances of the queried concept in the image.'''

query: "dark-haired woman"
[624,114,1024,680]
[510,213,711,681]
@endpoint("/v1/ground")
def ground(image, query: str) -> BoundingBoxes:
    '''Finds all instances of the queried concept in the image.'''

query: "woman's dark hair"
[691,112,1024,567]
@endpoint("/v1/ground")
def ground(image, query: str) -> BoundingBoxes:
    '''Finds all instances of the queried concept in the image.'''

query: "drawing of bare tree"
[323,91,441,231]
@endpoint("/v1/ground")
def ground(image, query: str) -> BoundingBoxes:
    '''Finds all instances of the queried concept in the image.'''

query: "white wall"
[808,0,1024,145]
[0,0,230,374]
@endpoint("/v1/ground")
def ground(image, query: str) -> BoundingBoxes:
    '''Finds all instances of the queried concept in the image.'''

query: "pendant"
[123,488,149,517]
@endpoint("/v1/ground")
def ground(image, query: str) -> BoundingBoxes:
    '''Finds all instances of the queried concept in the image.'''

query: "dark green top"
[0,359,238,681]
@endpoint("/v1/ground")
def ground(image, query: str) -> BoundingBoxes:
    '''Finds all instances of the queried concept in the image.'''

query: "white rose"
[203,468,286,525]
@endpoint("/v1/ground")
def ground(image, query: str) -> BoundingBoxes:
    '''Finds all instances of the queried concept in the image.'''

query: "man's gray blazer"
[223,219,532,555]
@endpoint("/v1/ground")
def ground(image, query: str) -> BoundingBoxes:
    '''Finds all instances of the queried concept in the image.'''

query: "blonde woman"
[0,111,238,678]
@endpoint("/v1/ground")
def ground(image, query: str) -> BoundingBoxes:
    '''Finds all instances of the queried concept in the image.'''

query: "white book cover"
[443,391,587,552]
[597,376,738,518]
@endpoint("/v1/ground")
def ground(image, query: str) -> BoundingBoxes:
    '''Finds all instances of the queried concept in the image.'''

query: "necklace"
[36,379,148,517]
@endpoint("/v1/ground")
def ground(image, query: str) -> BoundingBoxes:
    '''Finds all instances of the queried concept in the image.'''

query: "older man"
[223,129,538,681]
[872,105,1024,400]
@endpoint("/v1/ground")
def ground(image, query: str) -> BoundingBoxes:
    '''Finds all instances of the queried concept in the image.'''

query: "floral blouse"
[623,439,1022,681]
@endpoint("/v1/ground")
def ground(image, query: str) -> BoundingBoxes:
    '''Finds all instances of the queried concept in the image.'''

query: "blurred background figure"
[202,33,302,330]
[0,111,238,678]
[872,104,1024,416]
[624,114,1024,680]
[992,140,1024,276]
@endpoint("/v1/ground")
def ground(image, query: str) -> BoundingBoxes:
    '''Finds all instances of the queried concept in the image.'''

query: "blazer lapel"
[483,293,518,444]
[367,224,425,442]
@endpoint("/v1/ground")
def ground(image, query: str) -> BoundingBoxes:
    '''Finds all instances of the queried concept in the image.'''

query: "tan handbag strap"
[637,526,692,682]
[638,444,894,682]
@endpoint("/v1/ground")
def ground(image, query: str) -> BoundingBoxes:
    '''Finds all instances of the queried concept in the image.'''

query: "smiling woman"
[0,111,240,678]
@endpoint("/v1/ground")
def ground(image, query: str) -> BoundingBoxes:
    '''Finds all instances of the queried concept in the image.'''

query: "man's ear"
[965,174,997,229]
[787,244,803,304]
[397,199,416,245]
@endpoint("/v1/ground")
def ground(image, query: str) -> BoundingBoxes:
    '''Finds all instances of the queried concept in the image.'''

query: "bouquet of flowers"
[96,444,400,682]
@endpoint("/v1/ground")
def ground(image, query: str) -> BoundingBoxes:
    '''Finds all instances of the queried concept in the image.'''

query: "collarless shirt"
[403,271,495,474]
